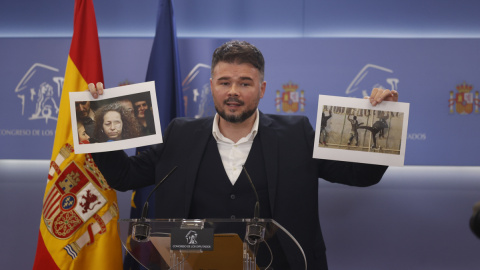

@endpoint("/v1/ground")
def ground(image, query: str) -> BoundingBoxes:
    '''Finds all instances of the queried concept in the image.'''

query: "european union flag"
[125,0,184,268]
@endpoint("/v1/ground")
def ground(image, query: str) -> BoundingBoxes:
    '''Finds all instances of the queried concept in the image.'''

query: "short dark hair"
[211,40,265,80]
[130,92,151,106]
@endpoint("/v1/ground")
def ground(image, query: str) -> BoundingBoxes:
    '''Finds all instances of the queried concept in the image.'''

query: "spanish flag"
[33,0,123,269]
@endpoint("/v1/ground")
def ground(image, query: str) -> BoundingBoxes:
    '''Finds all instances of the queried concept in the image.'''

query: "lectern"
[119,218,307,269]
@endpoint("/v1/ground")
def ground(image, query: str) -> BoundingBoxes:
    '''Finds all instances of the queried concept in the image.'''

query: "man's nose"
[227,84,239,96]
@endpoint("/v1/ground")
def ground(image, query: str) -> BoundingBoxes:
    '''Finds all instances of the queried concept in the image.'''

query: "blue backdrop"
[1,38,479,165]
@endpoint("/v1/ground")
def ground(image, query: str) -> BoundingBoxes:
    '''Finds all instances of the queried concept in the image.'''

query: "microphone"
[132,165,178,242]
[141,165,178,220]
[242,166,265,245]
[243,165,260,220]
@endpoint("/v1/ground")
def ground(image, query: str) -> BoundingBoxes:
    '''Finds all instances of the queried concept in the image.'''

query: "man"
[134,99,148,119]
[116,97,135,116]
[347,114,364,146]
[131,93,156,136]
[370,118,389,149]
[75,100,95,140]
[378,117,388,138]
[89,40,398,269]
[319,109,332,146]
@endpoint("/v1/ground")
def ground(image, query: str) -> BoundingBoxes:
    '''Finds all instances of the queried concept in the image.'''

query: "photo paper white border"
[69,81,162,154]
[313,94,409,166]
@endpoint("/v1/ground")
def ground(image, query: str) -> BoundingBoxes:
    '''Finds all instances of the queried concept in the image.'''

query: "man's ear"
[260,81,266,98]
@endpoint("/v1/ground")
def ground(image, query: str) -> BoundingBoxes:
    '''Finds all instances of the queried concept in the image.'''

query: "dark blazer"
[93,111,387,269]
[470,202,480,239]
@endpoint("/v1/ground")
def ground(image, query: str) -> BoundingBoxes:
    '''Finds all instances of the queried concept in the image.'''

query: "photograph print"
[70,81,162,154]
[313,95,409,166]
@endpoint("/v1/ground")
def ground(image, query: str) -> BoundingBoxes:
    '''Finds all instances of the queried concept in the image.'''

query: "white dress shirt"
[212,110,259,185]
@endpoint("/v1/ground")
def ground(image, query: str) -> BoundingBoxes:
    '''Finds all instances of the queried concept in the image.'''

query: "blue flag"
[145,0,184,130]
[133,0,184,218]
[126,0,183,268]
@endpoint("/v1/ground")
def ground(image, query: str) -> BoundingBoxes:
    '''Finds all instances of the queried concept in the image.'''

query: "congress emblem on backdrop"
[345,64,399,98]
[15,63,64,124]
[275,81,306,113]
[182,63,216,118]
[449,81,479,115]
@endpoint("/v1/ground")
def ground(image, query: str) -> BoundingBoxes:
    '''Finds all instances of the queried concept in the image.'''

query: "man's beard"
[215,97,257,123]
[76,111,89,120]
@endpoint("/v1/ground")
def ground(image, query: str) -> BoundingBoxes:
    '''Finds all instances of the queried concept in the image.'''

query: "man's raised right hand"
[88,82,104,99]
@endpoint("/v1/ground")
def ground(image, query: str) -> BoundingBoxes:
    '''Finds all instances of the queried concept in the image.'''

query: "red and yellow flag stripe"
[33,0,122,269]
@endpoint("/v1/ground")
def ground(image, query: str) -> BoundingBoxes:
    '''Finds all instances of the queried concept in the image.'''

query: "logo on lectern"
[186,230,198,244]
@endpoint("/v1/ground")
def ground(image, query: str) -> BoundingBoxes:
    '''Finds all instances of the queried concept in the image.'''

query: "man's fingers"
[369,88,380,106]
[88,82,104,99]
[96,82,104,95]
[369,88,398,106]
[377,89,391,102]
[390,90,399,102]
[378,89,398,102]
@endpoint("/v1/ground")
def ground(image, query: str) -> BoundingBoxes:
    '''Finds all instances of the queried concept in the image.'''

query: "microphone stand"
[132,166,178,242]
[242,166,274,269]
[243,166,265,244]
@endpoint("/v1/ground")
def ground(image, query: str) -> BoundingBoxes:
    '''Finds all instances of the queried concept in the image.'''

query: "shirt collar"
[212,109,259,143]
